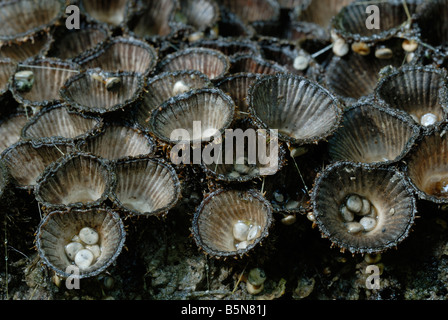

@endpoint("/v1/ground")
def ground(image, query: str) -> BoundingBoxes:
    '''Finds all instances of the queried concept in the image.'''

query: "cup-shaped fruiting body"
[311,161,417,254]
[79,0,131,29]
[36,207,125,279]
[229,54,288,75]
[218,0,280,23]
[148,88,235,145]
[34,152,114,211]
[125,0,177,42]
[192,189,273,258]
[0,0,65,42]
[110,156,181,216]
[0,58,16,96]
[156,47,230,80]
[330,0,420,45]
[60,70,145,115]
[248,73,342,145]
[0,32,52,62]
[1,139,74,190]
[0,112,28,154]
[134,70,213,127]
[215,73,261,117]
[325,43,407,105]
[21,104,102,142]
[171,0,220,34]
[79,36,158,76]
[201,123,286,183]
[10,58,80,109]
[375,65,448,129]
[77,122,156,162]
[328,103,420,166]
[405,125,448,204]
[190,38,261,59]
[48,23,110,62]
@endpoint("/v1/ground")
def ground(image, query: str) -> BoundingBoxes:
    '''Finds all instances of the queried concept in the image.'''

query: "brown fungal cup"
[192,189,274,258]
[311,161,417,254]
[36,207,126,279]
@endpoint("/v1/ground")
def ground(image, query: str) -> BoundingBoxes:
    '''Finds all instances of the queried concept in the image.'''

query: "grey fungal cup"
[0,0,65,42]
[148,88,235,145]
[330,0,420,45]
[77,123,156,162]
[79,36,158,76]
[311,161,417,254]
[21,104,102,141]
[0,32,52,62]
[111,157,181,216]
[405,125,448,204]
[134,70,213,128]
[60,70,145,115]
[375,65,448,129]
[36,207,125,279]
[10,58,80,108]
[48,23,110,62]
[156,47,230,80]
[247,73,342,145]
[192,189,273,258]
[328,103,420,166]
[34,152,114,211]
[1,139,73,190]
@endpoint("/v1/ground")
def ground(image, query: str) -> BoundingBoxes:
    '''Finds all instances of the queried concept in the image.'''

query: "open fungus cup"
[0,0,65,42]
[1,139,74,191]
[60,70,146,115]
[247,73,343,146]
[405,125,448,205]
[375,65,448,129]
[192,189,274,258]
[110,156,181,217]
[156,47,230,80]
[76,123,156,162]
[34,152,114,212]
[78,36,158,76]
[21,104,103,141]
[148,87,235,145]
[311,161,417,254]
[10,58,80,108]
[134,70,213,127]
[36,207,126,279]
[328,102,420,166]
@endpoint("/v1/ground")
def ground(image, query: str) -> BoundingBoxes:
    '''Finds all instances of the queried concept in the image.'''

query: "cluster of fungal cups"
[2,0,448,288]
[340,194,377,234]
